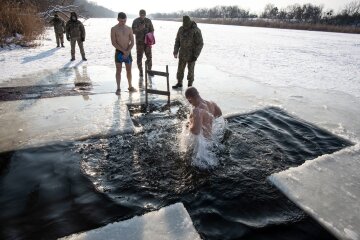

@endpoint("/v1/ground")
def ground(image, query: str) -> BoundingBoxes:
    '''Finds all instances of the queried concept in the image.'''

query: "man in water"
[132,9,154,78]
[111,12,137,95]
[185,87,222,138]
[172,16,203,89]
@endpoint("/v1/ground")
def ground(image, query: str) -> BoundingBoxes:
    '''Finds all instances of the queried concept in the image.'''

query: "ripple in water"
[0,105,352,240]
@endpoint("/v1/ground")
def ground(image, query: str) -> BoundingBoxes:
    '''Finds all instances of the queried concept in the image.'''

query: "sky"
[90,0,354,15]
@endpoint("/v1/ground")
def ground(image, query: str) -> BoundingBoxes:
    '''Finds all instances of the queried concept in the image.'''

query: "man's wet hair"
[185,87,199,98]
[118,12,127,19]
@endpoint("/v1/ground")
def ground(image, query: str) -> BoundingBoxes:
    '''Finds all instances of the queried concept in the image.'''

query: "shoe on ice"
[172,83,183,89]
[70,58,75,61]
[82,58,87,61]
[128,86,137,92]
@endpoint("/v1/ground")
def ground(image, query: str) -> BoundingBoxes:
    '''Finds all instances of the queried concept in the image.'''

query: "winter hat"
[139,9,146,15]
[183,16,191,28]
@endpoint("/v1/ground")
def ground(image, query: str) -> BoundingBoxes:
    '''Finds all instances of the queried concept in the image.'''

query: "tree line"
[151,1,360,26]
[0,0,115,47]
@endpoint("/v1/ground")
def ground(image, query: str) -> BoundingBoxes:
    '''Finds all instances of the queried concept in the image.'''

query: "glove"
[81,37,85,42]
[66,37,70,41]
[191,56,197,62]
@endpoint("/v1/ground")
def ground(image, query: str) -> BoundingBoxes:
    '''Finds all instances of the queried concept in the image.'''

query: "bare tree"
[342,0,360,15]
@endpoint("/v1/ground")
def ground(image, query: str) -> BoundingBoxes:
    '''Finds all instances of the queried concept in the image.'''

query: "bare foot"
[115,89,121,95]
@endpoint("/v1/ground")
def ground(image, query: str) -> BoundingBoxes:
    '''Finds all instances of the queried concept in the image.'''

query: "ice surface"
[269,145,360,240]
[1,18,360,239]
[0,93,134,152]
[60,202,201,240]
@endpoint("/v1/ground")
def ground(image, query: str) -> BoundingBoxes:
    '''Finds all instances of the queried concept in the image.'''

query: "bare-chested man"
[111,12,137,95]
[185,87,222,138]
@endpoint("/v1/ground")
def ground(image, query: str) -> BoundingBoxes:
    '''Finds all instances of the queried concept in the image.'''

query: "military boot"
[172,82,183,89]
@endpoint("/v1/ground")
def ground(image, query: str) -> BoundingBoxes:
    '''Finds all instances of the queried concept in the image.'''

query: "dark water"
[0,105,352,240]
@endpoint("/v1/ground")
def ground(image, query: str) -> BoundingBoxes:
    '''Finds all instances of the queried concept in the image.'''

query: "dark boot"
[70,58,75,61]
[61,43,65,47]
[188,81,193,87]
[82,57,87,61]
[172,82,183,89]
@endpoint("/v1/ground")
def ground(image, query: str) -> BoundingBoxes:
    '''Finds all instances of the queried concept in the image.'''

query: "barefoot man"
[185,87,222,139]
[111,12,137,95]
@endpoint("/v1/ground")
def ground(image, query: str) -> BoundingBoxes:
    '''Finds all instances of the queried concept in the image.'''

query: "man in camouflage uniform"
[132,9,154,77]
[49,14,65,47]
[172,16,203,89]
[65,12,87,61]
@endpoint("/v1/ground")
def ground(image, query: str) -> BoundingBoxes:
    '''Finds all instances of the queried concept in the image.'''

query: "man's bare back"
[190,99,221,138]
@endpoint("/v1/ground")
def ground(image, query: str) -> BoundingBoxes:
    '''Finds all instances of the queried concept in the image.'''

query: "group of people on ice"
[50,10,222,138]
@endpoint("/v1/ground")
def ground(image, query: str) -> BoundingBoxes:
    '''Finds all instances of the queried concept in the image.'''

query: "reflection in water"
[74,66,92,101]
[0,106,352,240]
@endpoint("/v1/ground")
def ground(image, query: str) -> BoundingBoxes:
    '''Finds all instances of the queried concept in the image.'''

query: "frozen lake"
[1,18,360,239]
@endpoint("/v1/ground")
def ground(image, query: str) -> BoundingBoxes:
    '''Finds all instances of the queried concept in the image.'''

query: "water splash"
[179,116,227,169]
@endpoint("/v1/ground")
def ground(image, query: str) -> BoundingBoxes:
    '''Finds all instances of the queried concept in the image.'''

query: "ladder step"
[146,89,170,96]
[147,70,169,77]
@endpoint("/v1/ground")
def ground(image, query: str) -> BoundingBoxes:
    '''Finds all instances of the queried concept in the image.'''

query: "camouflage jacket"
[50,17,65,34]
[132,17,154,44]
[174,21,203,61]
[65,19,85,39]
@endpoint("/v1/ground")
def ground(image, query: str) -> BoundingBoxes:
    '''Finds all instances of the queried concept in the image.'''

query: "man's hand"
[81,37,85,42]
[173,52,178,59]
[139,23,145,30]
[66,36,70,41]
[191,56,197,62]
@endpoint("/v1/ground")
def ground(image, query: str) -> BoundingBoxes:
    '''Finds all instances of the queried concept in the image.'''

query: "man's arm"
[127,28,134,51]
[173,28,181,57]
[131,18,143,35]
[65,22,70,39]
[213,102,222,118]
[149,19,154,32]
[189,108,201,135]
[80,22,85,40]
[193,29,204,59]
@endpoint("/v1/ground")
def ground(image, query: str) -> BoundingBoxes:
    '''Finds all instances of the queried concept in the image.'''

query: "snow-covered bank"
[1,18,360,98]
[1,18,360,240]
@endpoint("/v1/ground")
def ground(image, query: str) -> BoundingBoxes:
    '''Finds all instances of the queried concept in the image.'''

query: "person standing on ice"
[172,16,203,89]
[65,12,87,61]
[49,13,65,48]
[111,12,137,95]
[132,9,155,78]
[185,87,222,138]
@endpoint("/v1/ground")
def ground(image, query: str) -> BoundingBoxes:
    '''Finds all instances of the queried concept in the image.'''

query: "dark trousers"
[70,37,85,59]
[136,43,152,75]
[176,58,195,84]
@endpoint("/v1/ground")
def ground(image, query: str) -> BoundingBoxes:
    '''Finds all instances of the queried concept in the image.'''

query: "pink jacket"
[145,32,155,47]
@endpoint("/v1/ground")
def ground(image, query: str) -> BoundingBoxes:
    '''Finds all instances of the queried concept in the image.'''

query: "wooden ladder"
[145,63,170,106]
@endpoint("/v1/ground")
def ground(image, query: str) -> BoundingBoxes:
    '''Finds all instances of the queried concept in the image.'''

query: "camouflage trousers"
[55,32,64,46]
[70,37,85,59]
[136,43,152,76]
[176,58,196,85]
